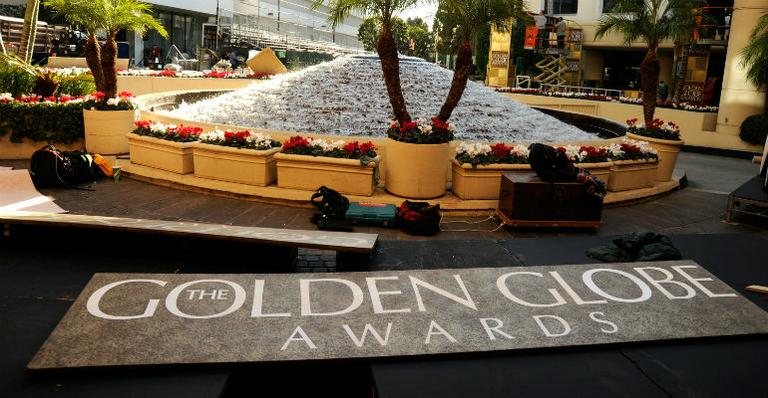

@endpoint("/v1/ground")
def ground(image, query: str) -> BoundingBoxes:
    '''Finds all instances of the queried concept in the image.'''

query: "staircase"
[534,52,567,86]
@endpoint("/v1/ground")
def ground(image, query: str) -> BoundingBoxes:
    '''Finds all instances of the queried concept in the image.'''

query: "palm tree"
[18,0,40,63]
[596,0,700,125]
[740,11,768,89]
[46,0,167,98]
[313,0,418,124]
[435,0,527,122]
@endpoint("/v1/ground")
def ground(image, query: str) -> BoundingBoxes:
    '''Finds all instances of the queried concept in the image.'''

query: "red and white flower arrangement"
[86,91,136,111]
[455,142,530,166]
[606,138,658,161]
[0,93,87,105]
[199,129,280,150]
[132,120,202,142]
[626,118,681,141]
[281,135,377,159]
[387,117,455,144]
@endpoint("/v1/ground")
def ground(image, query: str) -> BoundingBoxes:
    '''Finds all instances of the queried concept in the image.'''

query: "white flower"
[106,97,120,106]
[511,144,529,157]
[200,129,226,141]
[560,145,583,162]
[456,142,492,158]
[606,143,624,158]
[0,93,12,101]
[150,122,170,133]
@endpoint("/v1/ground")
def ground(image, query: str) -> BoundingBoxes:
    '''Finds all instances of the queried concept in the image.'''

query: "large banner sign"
[524,26,538,50]
[29,261,768,369]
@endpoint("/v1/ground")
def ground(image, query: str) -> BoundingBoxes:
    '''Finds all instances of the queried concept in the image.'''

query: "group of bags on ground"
[310,186,440,236]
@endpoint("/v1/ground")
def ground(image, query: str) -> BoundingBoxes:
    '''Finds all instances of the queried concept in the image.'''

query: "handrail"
[540,83,622,97]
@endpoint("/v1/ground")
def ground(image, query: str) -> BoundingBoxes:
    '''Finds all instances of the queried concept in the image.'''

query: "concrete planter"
[451,159,531,200]
[577,161,613,183]
[608,159,659,192]
[275,152,377,196]
[127,133,195,174]
[193,142,280,186]
[627,132,683,182]
[385,138,449,199]
[83,109,137,155]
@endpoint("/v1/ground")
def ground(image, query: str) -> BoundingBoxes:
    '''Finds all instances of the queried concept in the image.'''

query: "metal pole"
[277,0,280,32]
[0,27,6,55]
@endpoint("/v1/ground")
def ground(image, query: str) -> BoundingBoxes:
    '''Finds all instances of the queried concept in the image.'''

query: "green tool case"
[345,202,397,227]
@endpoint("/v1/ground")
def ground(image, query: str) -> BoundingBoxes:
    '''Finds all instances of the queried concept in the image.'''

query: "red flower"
[91,91,106,101]
[282,136,310,152]
[431,117,450,131]
[118,91,134,98]
[490,143,512,158]
[134,120,153,129]
[236,130,250,141]
[44,96,57,103]
[620,143,641,153]
[360,141,376,155]
[343,141,359,155]
[556,147,566,154]
[400,121,418,132]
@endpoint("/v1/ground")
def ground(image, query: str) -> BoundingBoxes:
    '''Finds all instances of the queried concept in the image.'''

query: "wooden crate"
[497,172,603,229]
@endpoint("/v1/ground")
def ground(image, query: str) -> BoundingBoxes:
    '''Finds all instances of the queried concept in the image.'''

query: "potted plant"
[275,136,379,196]
[558,144,613,182]
[386,118,454,199]
[452,142,531,200]
[82,91,137,154]
[606,138,659,191]
[625,118,683,182]
[193,129,281,186]
[127,120,202,174]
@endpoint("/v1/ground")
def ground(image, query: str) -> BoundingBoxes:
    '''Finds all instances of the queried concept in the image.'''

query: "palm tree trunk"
[640,48,660,125]
[438,39,472,122]
[18,0,40,63]
[85,33,105,92]
[376,22,411,123]
[101,31,118,98]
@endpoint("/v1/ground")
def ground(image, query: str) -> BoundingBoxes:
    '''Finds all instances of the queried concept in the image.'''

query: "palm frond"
[740,12,768,88]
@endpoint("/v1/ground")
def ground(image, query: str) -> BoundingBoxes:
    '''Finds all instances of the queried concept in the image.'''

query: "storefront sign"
[490,51,509,68]
[524,26,538,50]
[29,261,768,369]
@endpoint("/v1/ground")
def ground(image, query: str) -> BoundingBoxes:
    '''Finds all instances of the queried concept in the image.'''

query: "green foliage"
[405,17,435,60]
[740,115,768,145]
[57,73,96,96]
[357,16,409,53]
[358,17,379,51]
[474,23,490,78]
[740,12,768,89]
[0,61,36,97]
[45,0,167,37]
[0,101,85,143]
[595,0,701,50]
[312,0,419,30]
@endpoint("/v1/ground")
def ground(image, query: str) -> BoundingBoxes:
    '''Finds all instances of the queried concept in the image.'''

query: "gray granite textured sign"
[29,261,768,369]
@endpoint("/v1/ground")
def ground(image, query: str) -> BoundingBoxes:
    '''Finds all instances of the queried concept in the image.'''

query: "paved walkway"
[2,152,766,271]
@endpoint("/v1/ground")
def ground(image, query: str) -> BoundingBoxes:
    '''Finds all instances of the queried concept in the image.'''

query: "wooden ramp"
[0,211,377,254]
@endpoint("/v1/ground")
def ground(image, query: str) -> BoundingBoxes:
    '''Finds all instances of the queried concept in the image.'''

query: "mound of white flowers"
[167,54,595,142]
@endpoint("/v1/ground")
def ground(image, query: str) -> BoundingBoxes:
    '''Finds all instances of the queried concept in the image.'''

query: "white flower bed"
[166,55,594,142]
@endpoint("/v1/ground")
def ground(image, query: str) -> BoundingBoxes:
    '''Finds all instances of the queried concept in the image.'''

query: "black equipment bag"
[30,145,72,187]
[30,145,101,188]
[528,143,578,183]
[310,186,350,219]
[396,201,441,236]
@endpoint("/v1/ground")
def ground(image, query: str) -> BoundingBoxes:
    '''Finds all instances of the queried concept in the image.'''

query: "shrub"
[58,74,96,96]
[0,63,35,97]
[739,115,768,145]
[0,99,86,143]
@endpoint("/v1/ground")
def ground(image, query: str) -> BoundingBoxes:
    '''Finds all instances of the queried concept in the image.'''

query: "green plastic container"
[345,202,397,228]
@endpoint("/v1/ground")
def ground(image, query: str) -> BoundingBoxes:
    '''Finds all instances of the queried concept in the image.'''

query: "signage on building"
[490,51,509,68]
[524,26,538,50]
[28,261,768,369]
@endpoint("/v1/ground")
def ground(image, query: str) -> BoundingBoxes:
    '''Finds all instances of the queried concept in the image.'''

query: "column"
[716,0,768,136]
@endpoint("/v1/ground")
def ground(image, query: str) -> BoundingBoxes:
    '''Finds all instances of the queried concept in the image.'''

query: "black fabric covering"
[585,231,682,262]
[732,176,768,200]
[372,234,768,398]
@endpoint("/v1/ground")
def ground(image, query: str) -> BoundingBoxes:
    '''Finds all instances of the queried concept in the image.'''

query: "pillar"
[716,0,768,136]
[486,27,512,88]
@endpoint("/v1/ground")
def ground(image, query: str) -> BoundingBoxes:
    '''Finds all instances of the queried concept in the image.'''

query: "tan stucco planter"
[127,133,195,174]
[385,139,449,199]
[193,143,280,186]
[626,132,683,182]
[83,109,137,155]
[577,161,613,183]
[275,152,377,196]
[608,159,659,192]
[451,159,531,200]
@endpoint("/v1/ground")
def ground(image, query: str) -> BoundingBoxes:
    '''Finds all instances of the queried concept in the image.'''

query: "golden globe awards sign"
[29,261,768,369]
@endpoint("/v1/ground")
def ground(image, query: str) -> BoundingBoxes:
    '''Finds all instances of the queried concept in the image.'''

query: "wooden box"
[497,172,603,228]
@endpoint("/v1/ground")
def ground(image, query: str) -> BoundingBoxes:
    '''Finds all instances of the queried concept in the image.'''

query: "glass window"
[547,0,578,14]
